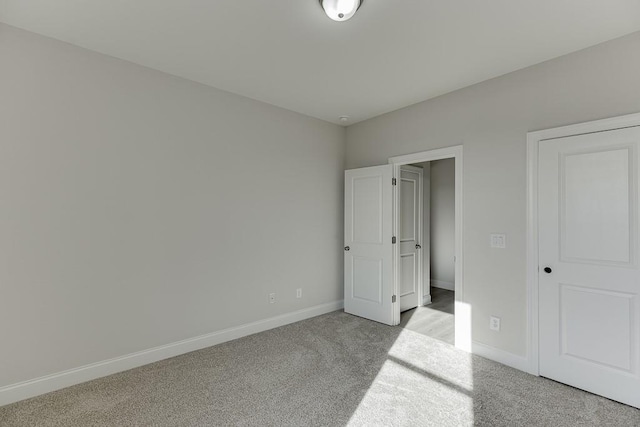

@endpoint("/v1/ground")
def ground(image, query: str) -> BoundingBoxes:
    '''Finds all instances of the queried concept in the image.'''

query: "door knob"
[344,246,350,251]
[544,267,552,274]
[415,244,422,249]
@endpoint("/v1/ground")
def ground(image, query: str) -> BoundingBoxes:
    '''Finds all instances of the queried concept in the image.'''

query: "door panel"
[352,257,383,303]
[561,148,631,264]
[400,253,416,296]
[399,166,423,312]
[401,178,416,241]
[344,165,394,325]
[538,126,640,408]
[353,175,383,244]
[560,284,633,371]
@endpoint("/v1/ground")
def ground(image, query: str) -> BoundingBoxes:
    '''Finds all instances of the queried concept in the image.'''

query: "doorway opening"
[397,159,456,346]
[389,146,468,351]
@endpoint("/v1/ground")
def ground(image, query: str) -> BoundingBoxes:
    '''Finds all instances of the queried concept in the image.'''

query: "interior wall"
[0,23,345,388]
[346,31,640,356]
[430,159,455,290]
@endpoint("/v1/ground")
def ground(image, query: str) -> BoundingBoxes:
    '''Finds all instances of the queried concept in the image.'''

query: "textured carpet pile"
[1,311,638,426]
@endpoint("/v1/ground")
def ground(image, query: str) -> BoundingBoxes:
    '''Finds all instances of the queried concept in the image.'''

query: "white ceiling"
[1,1,640,125]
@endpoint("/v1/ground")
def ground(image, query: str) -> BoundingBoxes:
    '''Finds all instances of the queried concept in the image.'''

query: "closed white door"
[344,165,395,325]
[399,166,423,312]
[538,126,640,408]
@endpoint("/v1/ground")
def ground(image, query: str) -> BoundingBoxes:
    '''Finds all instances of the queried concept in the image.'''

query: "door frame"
[389,145,468,351]
[526,111,640,376]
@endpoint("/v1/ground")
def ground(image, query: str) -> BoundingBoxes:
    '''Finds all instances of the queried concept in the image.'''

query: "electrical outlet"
[269,293,276,304]
[296,288,302,299]
[490,316,501,332]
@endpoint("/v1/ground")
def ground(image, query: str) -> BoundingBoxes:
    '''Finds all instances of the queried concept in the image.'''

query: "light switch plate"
[490,233,506,248]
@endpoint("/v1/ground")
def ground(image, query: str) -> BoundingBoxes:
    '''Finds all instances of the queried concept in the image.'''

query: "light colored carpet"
[1,310,638,426]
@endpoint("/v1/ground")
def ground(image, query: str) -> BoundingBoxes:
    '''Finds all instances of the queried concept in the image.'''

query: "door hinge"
[392,178,397,186]
[392,236,397,244]
[392,295,397,303]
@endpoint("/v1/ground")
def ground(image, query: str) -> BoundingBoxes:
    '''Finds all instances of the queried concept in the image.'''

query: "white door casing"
[538,126,640,408]
[344,165,395,325]
[399,165,423,312]
[389,146,466,349]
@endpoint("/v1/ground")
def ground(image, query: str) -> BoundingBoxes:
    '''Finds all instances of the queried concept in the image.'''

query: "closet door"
[538,126,640,408]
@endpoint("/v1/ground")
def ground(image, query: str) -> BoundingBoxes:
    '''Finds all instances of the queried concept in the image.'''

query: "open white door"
[538,126,640,408]
[344,165,395,325]
[399,165,423,312]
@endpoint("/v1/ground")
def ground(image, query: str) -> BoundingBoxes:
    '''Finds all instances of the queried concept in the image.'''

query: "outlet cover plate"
[490,316,501,331]
[490,233,506,249]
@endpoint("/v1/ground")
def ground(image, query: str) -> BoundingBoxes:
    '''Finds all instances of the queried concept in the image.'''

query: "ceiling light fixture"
[319,0,362,22]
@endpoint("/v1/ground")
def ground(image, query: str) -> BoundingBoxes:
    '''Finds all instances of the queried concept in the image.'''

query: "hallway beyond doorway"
[400,287,454,345]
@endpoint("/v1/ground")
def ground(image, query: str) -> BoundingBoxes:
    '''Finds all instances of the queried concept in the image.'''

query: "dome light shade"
[320,0,362,22]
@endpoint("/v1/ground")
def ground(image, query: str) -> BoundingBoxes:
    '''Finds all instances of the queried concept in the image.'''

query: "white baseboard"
[0,300,344,407]
[430,279,454,291]
[472,341,529,373]
[422,294,432,305]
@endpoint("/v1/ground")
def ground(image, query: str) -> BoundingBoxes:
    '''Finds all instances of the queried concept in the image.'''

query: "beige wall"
[346,31,640,356]
[0,24,345,387]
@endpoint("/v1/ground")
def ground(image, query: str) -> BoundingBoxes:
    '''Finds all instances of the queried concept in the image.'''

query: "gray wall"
[346,31,640,356]
[430,159,455,288]
[0,24,345,387]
